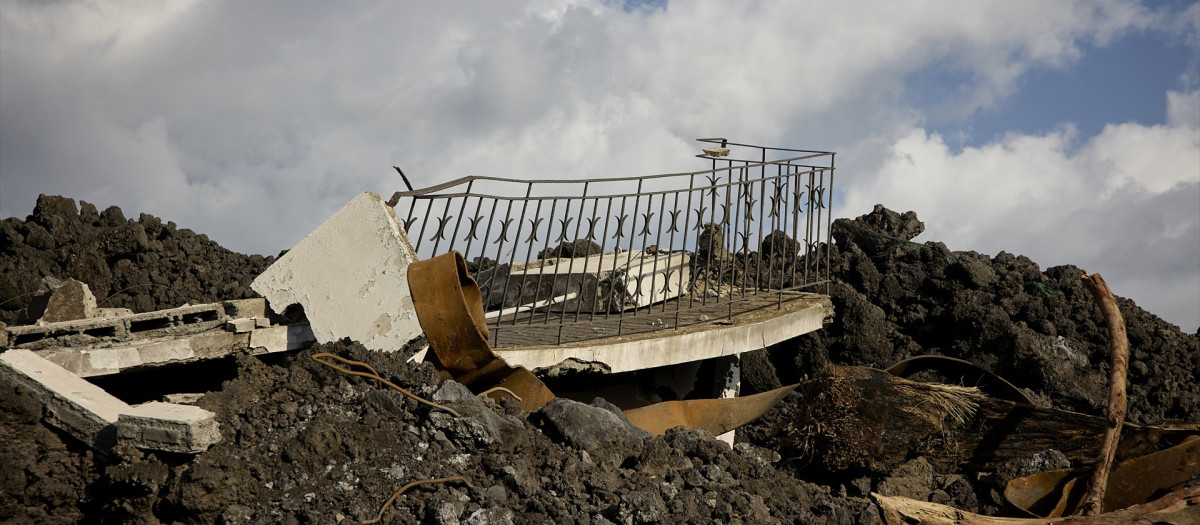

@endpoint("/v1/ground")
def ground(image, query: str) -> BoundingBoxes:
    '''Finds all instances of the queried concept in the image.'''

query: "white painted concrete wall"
[252,192,424,352]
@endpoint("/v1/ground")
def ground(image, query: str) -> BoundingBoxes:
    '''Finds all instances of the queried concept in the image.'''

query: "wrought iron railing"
[388,138,834,347]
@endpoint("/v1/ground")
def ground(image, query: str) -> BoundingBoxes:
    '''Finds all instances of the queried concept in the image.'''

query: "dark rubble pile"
[0,195,273,325]
[2,341,879,524]
[739,204,1200,515]
[1,198,1197,524]
[741,204,1198,424]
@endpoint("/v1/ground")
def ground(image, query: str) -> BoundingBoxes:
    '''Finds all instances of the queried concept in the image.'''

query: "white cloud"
[1167,89,1200,128]
[1,0,1196,326]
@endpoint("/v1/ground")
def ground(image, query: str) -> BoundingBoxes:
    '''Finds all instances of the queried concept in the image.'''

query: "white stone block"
[252,192,424,352]
[0,349,130,449]
[118,401,221,453]
[223,298,267,319]
[226,318,256,333]
[249,324,316,353]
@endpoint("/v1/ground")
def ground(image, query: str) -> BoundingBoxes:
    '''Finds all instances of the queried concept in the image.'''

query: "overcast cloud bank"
[2,0,1197,328]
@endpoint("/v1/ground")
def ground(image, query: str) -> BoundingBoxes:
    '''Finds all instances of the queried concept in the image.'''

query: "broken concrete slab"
[480,250,691,314]
[40,278,97,323]
[252,192,423,353]
[117,401,220,453]
[163,393,205,404]
[248,324,317,354]
[226,318,256,333]
[8,316,127,347]
[7,302,230,349]
[221,298,266,319]
[0,349,129,449]
[33,323,314,377]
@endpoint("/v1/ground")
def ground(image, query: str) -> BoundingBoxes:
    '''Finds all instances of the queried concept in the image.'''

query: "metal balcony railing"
[388,138,834,347]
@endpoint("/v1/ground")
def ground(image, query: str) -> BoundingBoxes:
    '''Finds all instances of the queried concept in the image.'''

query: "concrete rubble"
[6,298,315,377]
[40,278,97,323]
[251,191,424,353]
[0,293,319,454]
[117,401,221,454]
[0,189,829,457]
[0,349,218,453]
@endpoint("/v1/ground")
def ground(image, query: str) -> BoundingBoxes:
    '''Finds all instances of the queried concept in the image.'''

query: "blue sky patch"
[909,29,1197,150]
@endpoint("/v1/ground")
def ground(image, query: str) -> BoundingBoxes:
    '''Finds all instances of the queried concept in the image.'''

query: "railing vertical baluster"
[507,184,535,326]
[593,196,615,322]
[625,180,643,318]
[826,156,836,294]
[683,174,697,311]
[414,198,436,255]
[528,196,557,325]
[790,164,801,292]
[444,180,474,257]
[652,191,668,315]
[566,183,592,325]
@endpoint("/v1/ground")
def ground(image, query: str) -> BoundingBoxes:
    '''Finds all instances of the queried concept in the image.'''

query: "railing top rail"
[695,137,835,156]
[388,140,833,201]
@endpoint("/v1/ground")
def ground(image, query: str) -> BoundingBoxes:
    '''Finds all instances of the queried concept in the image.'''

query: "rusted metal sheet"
[1005,436,1200,517]
[622,383,797,436]
[407,251,556,412]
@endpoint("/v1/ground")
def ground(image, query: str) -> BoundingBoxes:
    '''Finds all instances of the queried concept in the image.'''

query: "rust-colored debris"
[407,251,556,412]
[1005,436,1200,518]
[623,383,799,436]
[874,483,1200,525]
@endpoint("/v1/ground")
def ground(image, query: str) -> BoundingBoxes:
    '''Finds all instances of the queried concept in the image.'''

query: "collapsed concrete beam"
[0,349,224,453]
[118,401,220,454]
[34,323,315,377]
[0,349,128,449]
[252,192,423,352]
[6,302,231,349]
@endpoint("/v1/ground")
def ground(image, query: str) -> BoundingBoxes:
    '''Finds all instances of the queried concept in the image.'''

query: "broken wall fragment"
[251,192,424,352]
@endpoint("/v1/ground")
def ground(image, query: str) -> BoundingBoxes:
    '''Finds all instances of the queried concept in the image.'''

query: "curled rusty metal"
[407,251,556,412]
[622,383,798,436]
[1005,436,1200,517]
[886,355,1034,405]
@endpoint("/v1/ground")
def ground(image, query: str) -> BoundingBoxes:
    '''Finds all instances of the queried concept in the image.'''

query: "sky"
[1,0,1198,330]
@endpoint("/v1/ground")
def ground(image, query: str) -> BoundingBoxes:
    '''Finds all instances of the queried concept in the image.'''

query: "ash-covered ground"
[1,197,1196,524]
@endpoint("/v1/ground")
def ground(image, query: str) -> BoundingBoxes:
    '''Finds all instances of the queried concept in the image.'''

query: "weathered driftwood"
[779,366,1194,473]
[873,484,1200,525]
[1076,272,1130,516]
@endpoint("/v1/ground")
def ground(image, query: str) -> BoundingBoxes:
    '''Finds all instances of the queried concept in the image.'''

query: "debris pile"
[1,196,1197,523]
[0,195,272,326]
